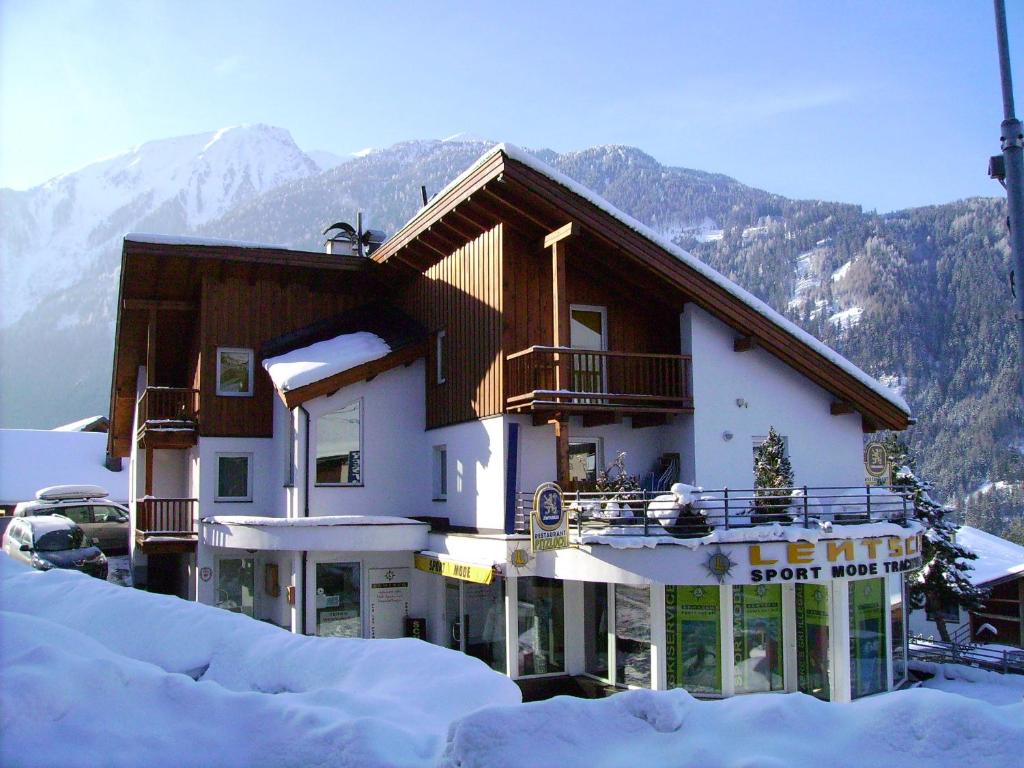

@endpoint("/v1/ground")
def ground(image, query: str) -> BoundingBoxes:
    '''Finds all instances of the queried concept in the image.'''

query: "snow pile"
[442,685,1023,768]
[914,660,1024,706]
[262,332,391,392]
[956,525,1024,586]
[0,429,129,503]
[0,556,519,767]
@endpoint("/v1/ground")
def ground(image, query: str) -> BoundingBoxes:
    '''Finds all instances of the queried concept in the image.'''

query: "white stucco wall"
[684,305,866,492]
[152,450,189,498]
[196,436,278,516]
[427,415,506,529]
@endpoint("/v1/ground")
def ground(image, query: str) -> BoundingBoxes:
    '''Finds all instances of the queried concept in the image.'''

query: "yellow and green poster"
[849,577,887,698]
[666,585,721,695]
[796,583,830,700]
[733,584,784,693]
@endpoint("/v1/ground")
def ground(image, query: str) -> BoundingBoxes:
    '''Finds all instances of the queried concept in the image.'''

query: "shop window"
[217,557,255,617]
[436,330,447,384]
[445,577,506,674]
[615,584,651,688]
[518,577,565,676]
[666,585,722,695]
[216,347,254,396]
[568,438,602,488]
[925,594,959,624]
[584,582,609,679]
[433,445,448,500]
[889,573,907,687]
[733,584,785,693]
[316,562,361,637]
[316,401,362,485]
[795,583,830,700]
[216,453,252,501]
[849,577,887,698]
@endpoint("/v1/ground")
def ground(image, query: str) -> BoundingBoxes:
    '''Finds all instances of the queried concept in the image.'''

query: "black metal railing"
[910,635,1024,675]
[514,485,913,538]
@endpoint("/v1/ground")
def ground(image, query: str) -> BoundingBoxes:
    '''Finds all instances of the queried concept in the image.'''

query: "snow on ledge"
[262,332,391,393]
[412,144,910,416]
[125,232,291,250]
[579,520,922,550]
[203,514,427,527]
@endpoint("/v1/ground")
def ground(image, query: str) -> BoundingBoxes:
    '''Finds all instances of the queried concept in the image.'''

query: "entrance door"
[570,305,607,398]
[315,562,361,637]
[217,557,255,617]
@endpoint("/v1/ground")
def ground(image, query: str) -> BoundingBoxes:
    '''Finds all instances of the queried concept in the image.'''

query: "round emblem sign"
[532,482,564,531]
[864,442,888,479]
[200,566,213,582]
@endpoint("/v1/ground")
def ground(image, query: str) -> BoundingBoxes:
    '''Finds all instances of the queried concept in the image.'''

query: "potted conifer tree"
[752,427,794,524]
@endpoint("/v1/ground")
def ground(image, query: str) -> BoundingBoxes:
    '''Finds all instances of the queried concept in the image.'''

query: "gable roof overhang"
[106,236,390,458]
[371,146,911,432]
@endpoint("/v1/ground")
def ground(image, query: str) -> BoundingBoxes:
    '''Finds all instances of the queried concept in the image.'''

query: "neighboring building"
[106,145,917,702]
[910,526,1024,647]
[54,415,110,433]
[0,429,128,515]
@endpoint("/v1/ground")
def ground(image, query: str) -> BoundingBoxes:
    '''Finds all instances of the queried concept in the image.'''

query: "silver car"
[13,485,129,554]
[2,515,108,579]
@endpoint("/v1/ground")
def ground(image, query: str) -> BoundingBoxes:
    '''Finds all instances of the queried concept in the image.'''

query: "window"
[925,593,959,623]
[316,401,362,485]
[615,584,651,688]
[217,557,255,617]
[445,577,506,674]
[433,445,448,500]
[733,584,785,693]
[436,330,447,384]
[890,573,907,687]
[796,583,830,700]
[216,453,252,501]
[217,347,254,396]
[518,576,565,675]
[58,505,93,525]
[665,585,722,695]
[283,410,295,488]
[316,562,361,637]
[569,438,602,487]
[849,577,887,698]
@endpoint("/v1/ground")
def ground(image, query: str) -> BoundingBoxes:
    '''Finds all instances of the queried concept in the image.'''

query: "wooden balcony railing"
[136,498,197,536]
[506,346,693,413]
[137,387,200,428]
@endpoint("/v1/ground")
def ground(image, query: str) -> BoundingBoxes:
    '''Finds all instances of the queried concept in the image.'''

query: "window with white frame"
[433,445,448,500]
[217,347,254,396]
[316,401,362,485]
[436,330,447,385]
[216,453,253,501]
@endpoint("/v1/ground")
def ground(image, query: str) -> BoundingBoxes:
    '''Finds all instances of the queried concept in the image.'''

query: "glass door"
[570,305,607,399]
[315,562,361,637]
[217,557,255,617]
[445,577,507,673]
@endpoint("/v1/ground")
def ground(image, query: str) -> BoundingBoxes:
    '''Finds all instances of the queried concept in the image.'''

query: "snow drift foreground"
[0,556,519,767]
[442,682,1023,768]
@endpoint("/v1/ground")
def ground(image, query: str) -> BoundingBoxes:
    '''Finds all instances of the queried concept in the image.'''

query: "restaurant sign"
[414,553,494,585]
[531,482,568,552]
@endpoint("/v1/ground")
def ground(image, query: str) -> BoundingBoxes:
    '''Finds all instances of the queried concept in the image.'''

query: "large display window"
[733,584,785,693]
[217,557,255,616]
[583,581,609,679]
[889,573,907,687]
[795,583,830,700]
[849,577,887,698]
[666,585,722,695]
[316,562,361,637]
[518,577,565,676]
[615,584,651,688]
[445,577,506,674]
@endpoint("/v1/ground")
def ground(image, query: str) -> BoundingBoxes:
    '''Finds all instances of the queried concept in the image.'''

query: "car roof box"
[35,484,110,501]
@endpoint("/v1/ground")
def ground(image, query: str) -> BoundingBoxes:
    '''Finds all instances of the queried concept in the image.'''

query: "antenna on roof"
[420,185,429,207]
[323,215,386,258]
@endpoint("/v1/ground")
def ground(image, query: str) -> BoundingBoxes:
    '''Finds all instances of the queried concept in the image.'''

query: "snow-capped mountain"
[0,124,318,326]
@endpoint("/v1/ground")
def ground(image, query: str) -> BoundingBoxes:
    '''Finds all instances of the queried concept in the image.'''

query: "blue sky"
[1,0,1021,211]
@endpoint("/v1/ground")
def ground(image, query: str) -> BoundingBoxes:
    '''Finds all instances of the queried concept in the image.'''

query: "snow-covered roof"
[53,415,108,432]
[125,232,291,250]
[957,526,1024,586]
[0,430,128,504]
[202,514,426,527]
[262,332,391,393]
[399,143,909,416]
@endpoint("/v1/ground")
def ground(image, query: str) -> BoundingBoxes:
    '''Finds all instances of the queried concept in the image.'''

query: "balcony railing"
[136,498,198,537]
[137,387,200,430]
[506,346,693,413]
[513,485,913,538]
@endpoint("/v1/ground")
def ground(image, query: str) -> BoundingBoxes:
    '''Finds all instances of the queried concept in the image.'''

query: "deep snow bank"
[442,684,1024,768]
[0,557,519,767]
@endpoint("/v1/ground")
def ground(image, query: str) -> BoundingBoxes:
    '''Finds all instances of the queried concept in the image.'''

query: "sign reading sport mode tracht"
[531,482,568,552]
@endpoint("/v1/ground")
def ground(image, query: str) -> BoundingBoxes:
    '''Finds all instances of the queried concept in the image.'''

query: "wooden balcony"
[506,346,693,421]
[135,497,198,553]
[136,387,200,449]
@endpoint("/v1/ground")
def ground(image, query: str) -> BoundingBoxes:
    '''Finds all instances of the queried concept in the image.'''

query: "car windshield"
[34,527,86,552]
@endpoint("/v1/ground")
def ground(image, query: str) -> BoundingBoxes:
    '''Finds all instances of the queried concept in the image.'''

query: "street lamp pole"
[993,0,1024,402]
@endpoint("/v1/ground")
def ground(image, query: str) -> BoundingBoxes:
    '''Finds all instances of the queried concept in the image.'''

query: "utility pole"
[993,0,1024,402]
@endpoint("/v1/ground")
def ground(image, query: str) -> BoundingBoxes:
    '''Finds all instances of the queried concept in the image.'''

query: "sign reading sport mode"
[531,482,568,553]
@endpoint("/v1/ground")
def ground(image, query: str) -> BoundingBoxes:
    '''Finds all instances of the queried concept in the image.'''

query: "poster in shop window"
[369,567,410,639]
[665,585,721,695]
[733,584,784,693]
[849,577,887,698]
[796,583,830,700]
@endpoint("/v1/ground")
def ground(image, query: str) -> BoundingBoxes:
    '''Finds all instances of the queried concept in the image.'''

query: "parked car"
[13,485,128,554]
[2,515,108,579]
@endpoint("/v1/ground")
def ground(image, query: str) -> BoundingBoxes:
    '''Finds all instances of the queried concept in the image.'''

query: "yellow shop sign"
[414,553,494,584]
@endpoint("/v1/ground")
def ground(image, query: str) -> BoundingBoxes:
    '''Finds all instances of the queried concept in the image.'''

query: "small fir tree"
[884,434,986,642]
[753,427,794,521]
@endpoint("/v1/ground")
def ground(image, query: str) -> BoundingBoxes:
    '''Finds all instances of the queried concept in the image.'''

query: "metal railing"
[506,346,693,411]
[514,485,913,537]
[137,387,200,431]
[910,635,1024,675]
[136,498,198,536]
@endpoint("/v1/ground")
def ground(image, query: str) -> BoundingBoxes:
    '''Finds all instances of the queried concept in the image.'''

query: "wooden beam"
[281,343,427,408]
[144,446,154,497]
[480,188,553,231]
[543,221,580,249]
[551,238,571,393]
[632,413,668,429]
[581,412,622,428]
[830,401,855,416]
[553,419,570,488]
[146,309,157,386]
[734,336,758,353]
[123,299,196,312]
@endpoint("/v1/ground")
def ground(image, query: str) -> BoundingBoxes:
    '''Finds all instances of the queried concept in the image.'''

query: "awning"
[414,551,502,584]
[201,515,429,552]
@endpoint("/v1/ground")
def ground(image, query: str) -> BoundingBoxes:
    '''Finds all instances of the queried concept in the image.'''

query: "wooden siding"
[199,275,370,437]
[398,226,503,429]
[503,227,680,358]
